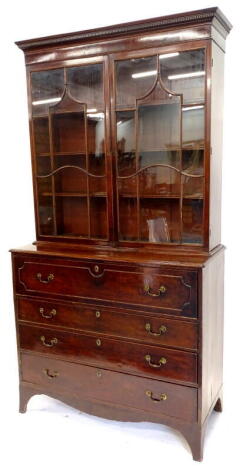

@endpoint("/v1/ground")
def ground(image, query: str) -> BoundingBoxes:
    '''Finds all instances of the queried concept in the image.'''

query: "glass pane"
[139,167,180,197]
[36,156,51,176]
[117,111,135,176]
[118,177,137,197]
[31,69,64,116]
[116,56,157,108]
[87,112,105,175]
[182,106,205,148]
[56,197,88,237]
[33,117,50,155]
[160,49,205,104]
[138,100,181,168]
[89,176,106,197]
[182,200,203,243]
[118,198,138,241]
[67,64,104,109]
[182,149,204,172]
[55,168,87,195]
[37,177,54,235]
[140,199,180,243]
[182,175,204,199]
[52,111,86,154]
[90,197,107,239]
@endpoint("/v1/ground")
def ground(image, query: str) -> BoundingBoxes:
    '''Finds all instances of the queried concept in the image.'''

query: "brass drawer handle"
[145,354,167,368]
[40,336,58,347]
[146,390,167,402]
[144,283,167,297]
[36,273,54,284]
[39,307,57,319]
[43,368,59,379]
[145,323,167,336]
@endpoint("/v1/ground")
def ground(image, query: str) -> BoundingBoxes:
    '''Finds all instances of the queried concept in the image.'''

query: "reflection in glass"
[139,167,180,197]
[31,69,64,116]
[140,199,180,243]
[182,199,203,243]
[87,112,105,175]
[116,56,157,107]
[67,64,104,109]
[160,49,205,104]
[138,101,180,168]
[182,106,205,148]
[117,111,135,176]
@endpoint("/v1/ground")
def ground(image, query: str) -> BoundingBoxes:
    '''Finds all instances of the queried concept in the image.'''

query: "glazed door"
[31,58,110,241]
[113,47,206,245]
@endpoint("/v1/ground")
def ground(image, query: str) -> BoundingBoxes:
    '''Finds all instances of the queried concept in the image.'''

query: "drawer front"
[15,257,197,316]
[17,297,198,350]
[21,353,197,422]
[19,324,197,385]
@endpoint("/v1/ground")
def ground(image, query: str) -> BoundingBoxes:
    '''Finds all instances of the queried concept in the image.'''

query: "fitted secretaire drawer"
[21,353,197,422]
[19,324,197,384]
[17,297,198,350]
[14,256,197,316]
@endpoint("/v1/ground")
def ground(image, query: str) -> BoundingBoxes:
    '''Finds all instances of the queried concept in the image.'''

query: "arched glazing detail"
[115,50,205,244]
[31,63,107,239]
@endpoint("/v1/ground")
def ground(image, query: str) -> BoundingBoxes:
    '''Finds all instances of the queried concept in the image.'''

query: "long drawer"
[21,353,197,422]
[14,256,197,316]
[19,324,197,385]
[17,297,198,350]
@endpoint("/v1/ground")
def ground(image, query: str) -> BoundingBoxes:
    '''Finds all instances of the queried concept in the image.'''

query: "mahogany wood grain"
[20,352,197,421]
[19,324,198,385]
[14,255,198,316]
[17,296,198,350]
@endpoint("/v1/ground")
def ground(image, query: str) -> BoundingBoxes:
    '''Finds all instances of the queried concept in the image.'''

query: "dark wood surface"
[17,296,198,350]
[12,8,230,462]
[14,254,198,316]
[19,323,198,385]
[20,352,198,421]
[16,7,232,51]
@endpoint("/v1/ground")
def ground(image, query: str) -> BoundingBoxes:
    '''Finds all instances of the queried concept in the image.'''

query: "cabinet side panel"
[209,43,225,250]
[201,249,224,423]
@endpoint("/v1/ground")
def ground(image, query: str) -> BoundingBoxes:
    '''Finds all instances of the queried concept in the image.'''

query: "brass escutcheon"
[95,310,101,318]
[94,265,99,273]
[96,370,102,378]
[96,339,101,346]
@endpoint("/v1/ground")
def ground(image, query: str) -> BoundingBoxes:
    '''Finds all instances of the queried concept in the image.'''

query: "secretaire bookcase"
[11,7,232,461]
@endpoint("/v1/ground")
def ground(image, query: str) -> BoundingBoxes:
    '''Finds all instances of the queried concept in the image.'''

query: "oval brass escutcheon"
[96,370,102,378]
[95,310,101,318]
[94,265,99,273]
[96,339,101,346]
